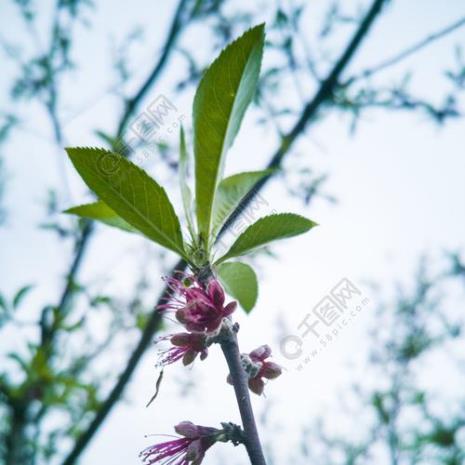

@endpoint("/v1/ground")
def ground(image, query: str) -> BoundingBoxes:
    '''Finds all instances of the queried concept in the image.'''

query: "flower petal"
[170,333,191,346]
[261,361,282,379]
[223,301,237,317]
[208,279,225,308]
[182,349,198,366]
[248,377,265,395]
[249,344,271,361]
[175,421,199,438]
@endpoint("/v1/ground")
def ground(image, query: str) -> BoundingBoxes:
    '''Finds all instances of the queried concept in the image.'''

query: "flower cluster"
[228,345,282,395]
[145,276,281,464]
[140,421,221,465]
[159,275,237,334]
[156,275,236,367]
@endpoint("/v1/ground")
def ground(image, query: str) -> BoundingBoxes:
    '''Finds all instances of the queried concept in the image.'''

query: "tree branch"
[220,325,267,465]
[53,222,93,321]
[348,15,465,82]
[61,258,186,465]
[115,0,190,139]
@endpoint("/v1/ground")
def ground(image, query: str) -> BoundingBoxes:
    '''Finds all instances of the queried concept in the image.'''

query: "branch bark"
[220,325,267,465]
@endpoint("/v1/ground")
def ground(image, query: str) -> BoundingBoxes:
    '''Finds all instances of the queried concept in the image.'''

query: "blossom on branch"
[140,421,221,465]
[157,332,209,367]
[158,275,237,334]
[228,344,282,395]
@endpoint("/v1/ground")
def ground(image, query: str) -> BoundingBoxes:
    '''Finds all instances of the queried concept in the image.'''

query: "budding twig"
[219,323,268,465]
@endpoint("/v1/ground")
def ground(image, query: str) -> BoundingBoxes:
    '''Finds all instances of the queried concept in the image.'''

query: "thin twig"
[115,0,190,139]
[220,325,267,465]
[349,15,465,82]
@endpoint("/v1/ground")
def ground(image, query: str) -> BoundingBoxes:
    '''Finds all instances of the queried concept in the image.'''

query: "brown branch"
[60,1,387,464]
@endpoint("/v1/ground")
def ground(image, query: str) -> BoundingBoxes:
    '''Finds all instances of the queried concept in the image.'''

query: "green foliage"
[427,426,456,448]
[215,213,317,264]
[211,170,273,237]
[65,26,316,275]
[0,157,5,225]
[12,285,34,309]
[0,115,18,225]
[0,285,34,328]
[0,295,8,328]
[217,261,258,312]
[64,201,137,233]
[66,147,187,259]
[372,392,390,424]
[0,293,6,312]
[194,24,265,247]
[179,126,196,240]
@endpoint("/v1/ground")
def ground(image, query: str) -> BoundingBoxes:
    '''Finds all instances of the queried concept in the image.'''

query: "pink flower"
[248,345,282,395]
[159,276,236,334]
[140,421,220,465]
[158,333,209,367]
[228,345,282,395]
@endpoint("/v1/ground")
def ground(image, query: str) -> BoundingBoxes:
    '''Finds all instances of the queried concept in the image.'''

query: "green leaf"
[211,169,273,238]
[179,126,196,240]
[13,285,34,309]
[217,262,258,313]
[215,213,317,264]
[66,147,187,259]
[194,24,265,247]
[65,200,138,233]
[0,293,8,313]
